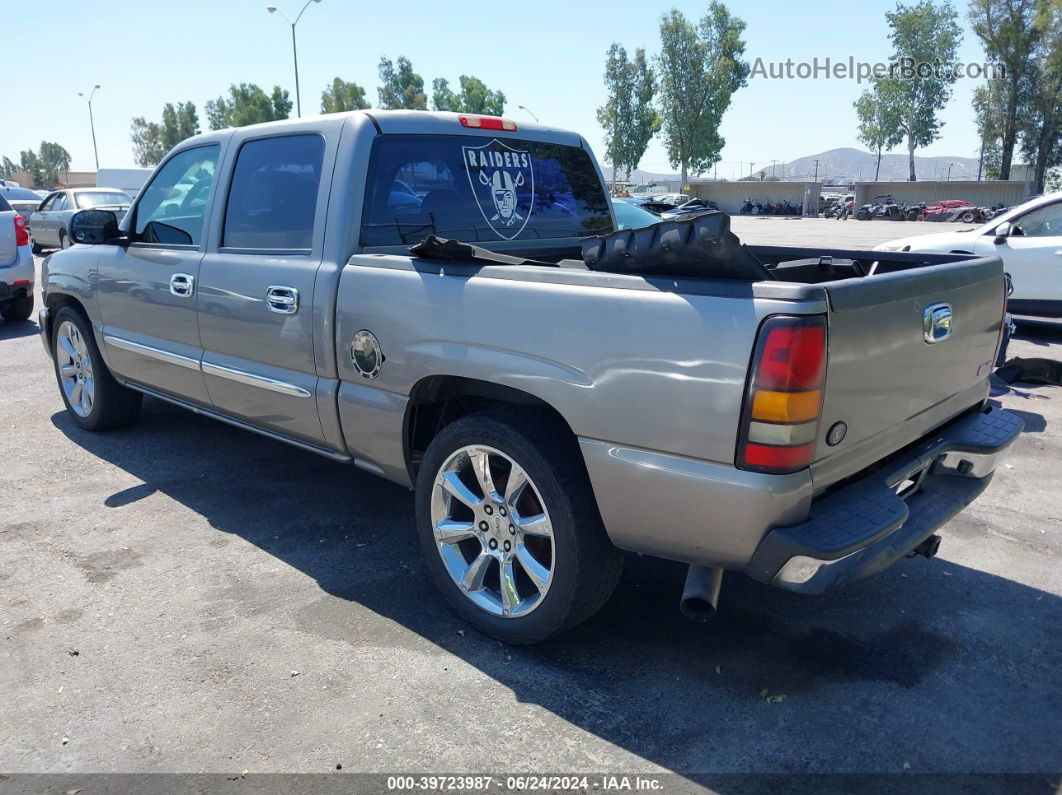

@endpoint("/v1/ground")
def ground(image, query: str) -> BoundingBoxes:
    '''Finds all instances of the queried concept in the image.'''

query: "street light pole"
[267,0,322,118]
[516,105,539,122]
[77,85,101,171]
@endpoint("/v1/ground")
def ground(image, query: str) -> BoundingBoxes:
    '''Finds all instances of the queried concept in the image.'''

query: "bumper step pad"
[745,405,1023,593]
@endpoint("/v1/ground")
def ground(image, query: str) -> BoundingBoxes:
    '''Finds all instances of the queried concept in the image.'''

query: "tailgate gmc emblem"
[923,302,953,344]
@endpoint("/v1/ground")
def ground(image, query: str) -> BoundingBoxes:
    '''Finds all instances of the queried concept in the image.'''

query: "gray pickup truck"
[39,110,1022,643]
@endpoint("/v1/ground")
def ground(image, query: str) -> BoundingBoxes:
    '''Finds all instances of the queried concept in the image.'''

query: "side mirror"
[69,209,123,246]
[993,222,1011,244]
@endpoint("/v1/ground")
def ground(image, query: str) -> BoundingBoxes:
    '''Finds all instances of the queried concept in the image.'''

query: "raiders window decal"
[462,139,534,240]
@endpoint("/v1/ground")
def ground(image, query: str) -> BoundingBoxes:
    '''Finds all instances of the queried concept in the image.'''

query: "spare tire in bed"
[581,211,773,281]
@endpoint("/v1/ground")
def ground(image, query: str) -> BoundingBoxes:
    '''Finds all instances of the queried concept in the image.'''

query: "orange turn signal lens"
[751,389,821,423]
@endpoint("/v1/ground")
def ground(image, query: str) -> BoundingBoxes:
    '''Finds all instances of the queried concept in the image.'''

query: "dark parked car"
[0,186,45,231]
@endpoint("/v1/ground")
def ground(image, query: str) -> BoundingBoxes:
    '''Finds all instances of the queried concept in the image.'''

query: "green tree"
[321,77,369,113]
[20,150,44,188]
[431,78,459,111]
[205,84,291,129]
[129,101,199,166]
[656,4,749,187]
[38,141,72,185]
[597,44,636,189]
[881,0,963,181]
[973,79,1007,177]
[854,80,903,180]
[627,49,661,180]
[160,102,200,149]
[430,75,504,114]
[1,156,17,180]
[968,0,1045,179]
[130,118,166,167]
[377,56,427,110]
[459,75,505,115]
[1018,0,1062,192]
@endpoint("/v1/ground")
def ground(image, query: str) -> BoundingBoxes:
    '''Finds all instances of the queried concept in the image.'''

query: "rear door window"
[360,134,612,247]
[222,134,325,251]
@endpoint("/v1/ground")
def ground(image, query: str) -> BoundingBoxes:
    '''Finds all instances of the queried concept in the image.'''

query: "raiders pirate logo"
[462,139,534,240]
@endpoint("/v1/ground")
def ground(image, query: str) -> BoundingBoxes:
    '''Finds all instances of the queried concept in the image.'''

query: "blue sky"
[2,0,994,177]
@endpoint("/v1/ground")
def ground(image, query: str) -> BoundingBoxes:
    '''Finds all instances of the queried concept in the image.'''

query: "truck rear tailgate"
[812,256,1005,491]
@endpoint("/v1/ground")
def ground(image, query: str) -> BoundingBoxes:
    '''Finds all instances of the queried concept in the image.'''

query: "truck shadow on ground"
[51,400,1062,776]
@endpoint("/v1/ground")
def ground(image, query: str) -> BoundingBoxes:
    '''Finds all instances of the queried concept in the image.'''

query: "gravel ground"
[1,226,1060,782]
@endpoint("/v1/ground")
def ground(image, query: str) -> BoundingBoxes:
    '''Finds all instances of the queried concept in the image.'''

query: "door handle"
[169,272,195,297]
[265,285,299,315]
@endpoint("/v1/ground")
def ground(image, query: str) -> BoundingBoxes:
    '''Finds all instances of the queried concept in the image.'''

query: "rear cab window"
[360,134,612,247]
[222,134,325,251]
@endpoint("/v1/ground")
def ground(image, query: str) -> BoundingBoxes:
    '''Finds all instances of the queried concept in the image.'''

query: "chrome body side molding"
[201,361,312,398]
[104,335,201,371]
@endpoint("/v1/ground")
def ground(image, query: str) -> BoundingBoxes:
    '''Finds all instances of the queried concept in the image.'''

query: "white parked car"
[875,192,1062,317]
[0,192,35,322]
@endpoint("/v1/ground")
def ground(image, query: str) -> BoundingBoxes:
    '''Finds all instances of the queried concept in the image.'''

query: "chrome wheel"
[56,320,94,417]
[430,445,555,618]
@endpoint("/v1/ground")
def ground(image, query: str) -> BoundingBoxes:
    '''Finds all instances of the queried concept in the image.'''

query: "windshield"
[76,191,131,209]
[612,200,659,230]
[361,134,612,247]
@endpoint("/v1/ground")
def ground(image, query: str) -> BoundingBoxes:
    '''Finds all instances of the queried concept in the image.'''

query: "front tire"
[0,295,33,322]
[51,306,142,431]
[415,408,623,644]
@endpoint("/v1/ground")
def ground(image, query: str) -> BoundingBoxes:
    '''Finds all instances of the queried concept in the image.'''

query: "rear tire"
[415,408,623,644]
[51,305,142,431]
[31,240,43,256]
[59,230,72,250]
[0,295,33,322]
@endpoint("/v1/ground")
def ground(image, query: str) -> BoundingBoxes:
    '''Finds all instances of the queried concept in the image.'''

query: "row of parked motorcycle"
[821,194,1011,223]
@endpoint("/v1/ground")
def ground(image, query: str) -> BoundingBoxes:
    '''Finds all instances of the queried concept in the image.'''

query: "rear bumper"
[744,404,1023,593]
[0,243,34,301]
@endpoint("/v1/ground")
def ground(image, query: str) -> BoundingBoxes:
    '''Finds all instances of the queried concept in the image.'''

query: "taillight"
[737,315,827,474]
[459,114,518,131]
[14,214,29,247]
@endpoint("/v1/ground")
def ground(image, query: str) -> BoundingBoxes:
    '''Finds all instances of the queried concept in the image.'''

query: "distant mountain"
[600,166,680,184]
[779,147,981,182]
[601,148,986,185]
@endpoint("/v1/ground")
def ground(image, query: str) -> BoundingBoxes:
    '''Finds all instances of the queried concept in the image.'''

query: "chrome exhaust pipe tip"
[680,565,723,623]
